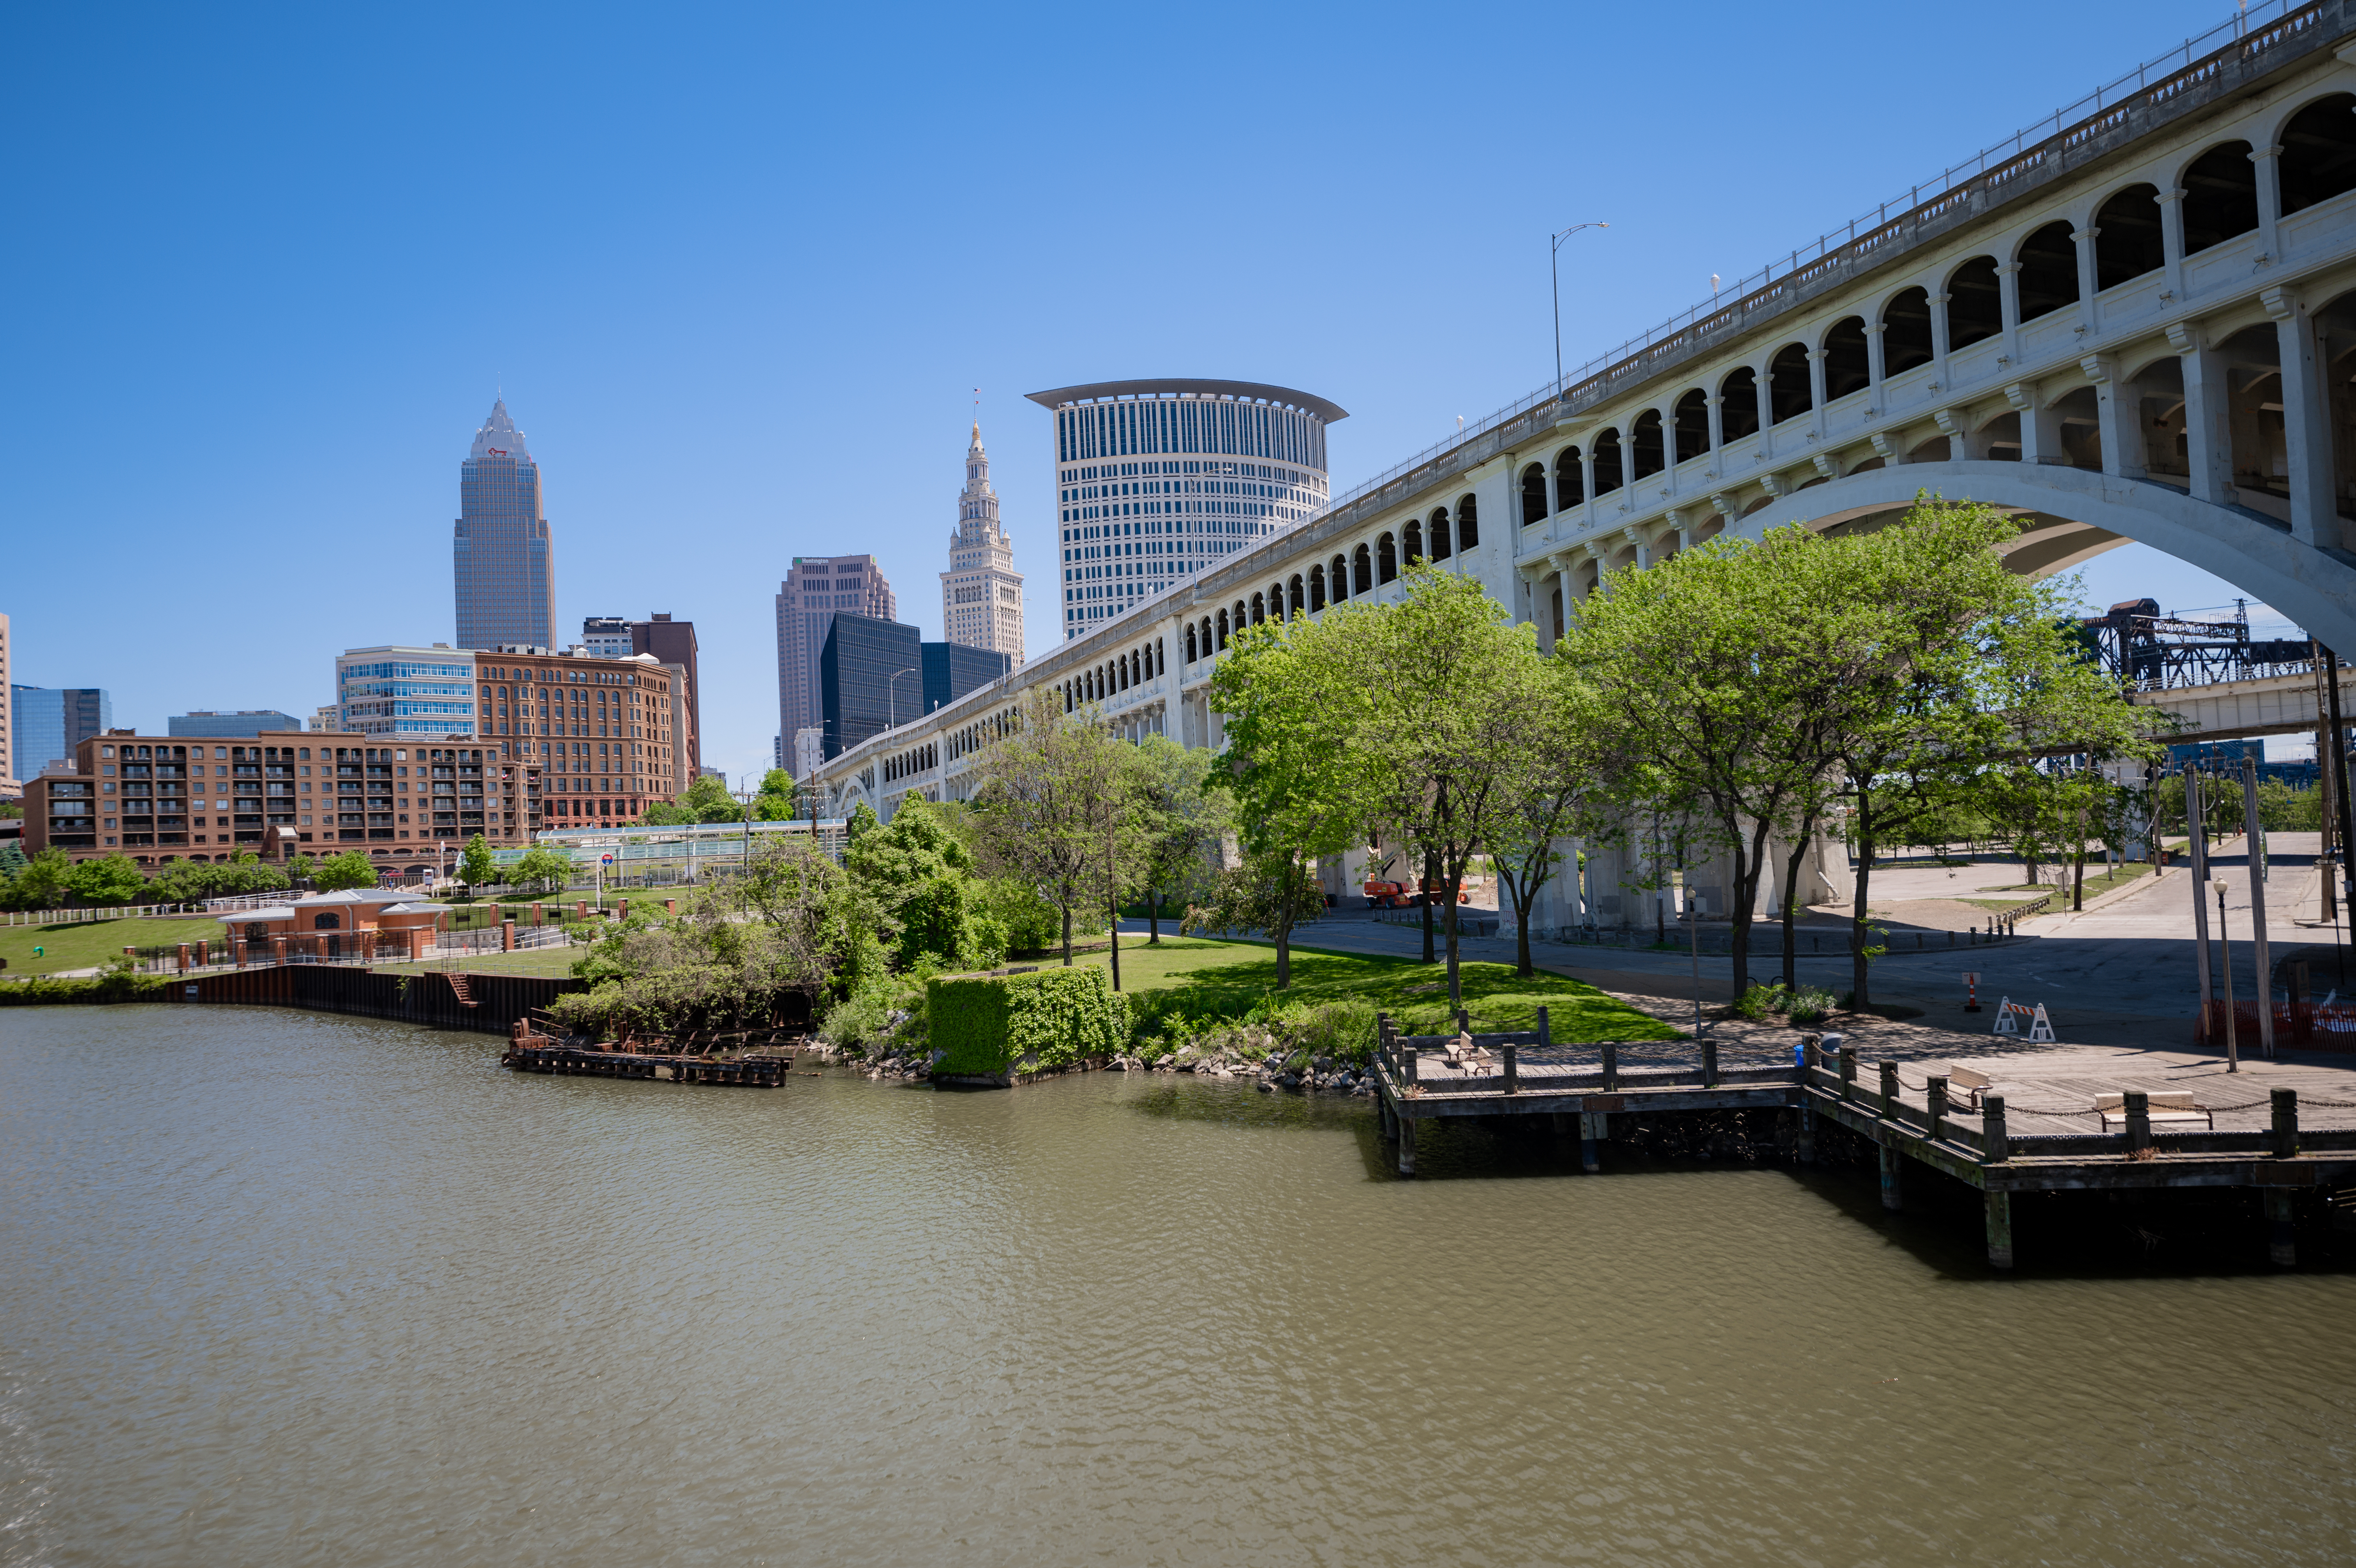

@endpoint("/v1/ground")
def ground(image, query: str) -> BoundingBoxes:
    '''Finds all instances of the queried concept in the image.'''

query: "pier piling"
[1985,1191,2014,1270]
[2266,1190,2297,1266]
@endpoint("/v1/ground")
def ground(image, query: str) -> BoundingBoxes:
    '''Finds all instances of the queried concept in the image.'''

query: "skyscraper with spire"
[453,399,556,651]
[940,423,1024,660]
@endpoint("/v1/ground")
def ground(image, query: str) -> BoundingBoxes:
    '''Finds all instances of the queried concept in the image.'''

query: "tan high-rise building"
[940,423,1023,661]
[776,556,896,753]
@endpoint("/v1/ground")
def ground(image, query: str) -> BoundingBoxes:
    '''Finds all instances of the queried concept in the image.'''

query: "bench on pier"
[1945,1065,1994,1110]
[2094,1092,2213,1130]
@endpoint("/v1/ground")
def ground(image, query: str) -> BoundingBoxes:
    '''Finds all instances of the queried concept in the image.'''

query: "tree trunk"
[1421,848,1436,964]
[1850,804,1876,1008]
[1062,903,1074,967]
[1510,872,1535,979]
[1148,892,1161,945]
[1107,839,1121,990]
[1779,814,1815,993]
[1725,818,1774,997]
[1443,867,1463,1008]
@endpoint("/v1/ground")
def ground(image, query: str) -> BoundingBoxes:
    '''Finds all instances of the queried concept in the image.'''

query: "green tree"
[1485,676,1628,979]
[968,686,1126,967]
[842,798,1003,971]
[68,852,147,906]
[677,774,742,824]
[512,843,573,894]
[1121,734,1230,944]
[1204,591,1379,988]
[312,850,381,892]
[638,801,695,826]
[1561,529,1890,997]
[753,768,799,821]
[1353,565,1554,1007]
[5,847,74,910]
[457,834,496,890]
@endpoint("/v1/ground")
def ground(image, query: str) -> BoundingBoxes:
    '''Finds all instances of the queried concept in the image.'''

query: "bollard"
[2124,1090,2151,1152]
[1926,1075,1949,1141]
[2271,1087,2300,1159]
[1878,1060,1899,1116]
[1502,1044,1518,1094]
[1702,1035,1718,1089]
[1838,1045,1858,1093]
[1982,1094,2009,1162]
[1535,1005,1550,1048]
[1601,1039,1619,1092]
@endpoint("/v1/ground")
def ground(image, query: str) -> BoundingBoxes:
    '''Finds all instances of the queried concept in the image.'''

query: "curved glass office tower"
[1024,379,1346,639]
[453,399,556,652]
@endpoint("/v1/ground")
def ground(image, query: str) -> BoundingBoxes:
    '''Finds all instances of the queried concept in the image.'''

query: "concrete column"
[1705,394,1725,455]
[2252,144,2284,261]
[2263,286,2338,549]
[2005,381,2067,465]
[1933,407,1968,463]
[2079,355,2147,479]
[2157,187,2190,301]
[1752,366,1775,454]
[1929,291,1954,366]
[1548,552,1575,637]
[1584,541,1612,598]
[1622,527,1651,570]
[1863,323,1889,393]
[2167,320,2236,505]
[1806,348,1829,436]
[1996,260,2024,355]
[2072,226,2103,329]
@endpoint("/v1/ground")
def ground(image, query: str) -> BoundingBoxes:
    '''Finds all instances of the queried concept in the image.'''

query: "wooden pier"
[500,1042,790,1087]
[1371,1010,2356,1268]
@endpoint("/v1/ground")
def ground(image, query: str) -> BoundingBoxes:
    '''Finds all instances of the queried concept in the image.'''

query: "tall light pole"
[2214,876,2239,1073]
[887,667,918,730]
[1551,222,1609,397]
[733,778,757,873]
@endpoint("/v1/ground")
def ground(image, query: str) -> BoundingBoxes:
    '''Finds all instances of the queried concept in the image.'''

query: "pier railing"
[1371,1022,2354,1161]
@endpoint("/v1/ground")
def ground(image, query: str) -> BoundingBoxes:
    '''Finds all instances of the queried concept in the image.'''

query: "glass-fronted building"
[1024,379,1346,639]
[334,646,479,739]
[777,556,896,757]
[10,686,111,780]
[453,399,556,652]
[820,614,923,761]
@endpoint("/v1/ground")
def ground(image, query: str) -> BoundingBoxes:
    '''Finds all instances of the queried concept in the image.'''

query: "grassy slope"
[0,915,222,976]
[371,945,582,978]
[1056,936,1682,1041]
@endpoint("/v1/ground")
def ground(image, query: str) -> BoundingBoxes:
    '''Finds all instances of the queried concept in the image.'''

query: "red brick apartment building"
[474,649,677,825]
[24,732,541,871]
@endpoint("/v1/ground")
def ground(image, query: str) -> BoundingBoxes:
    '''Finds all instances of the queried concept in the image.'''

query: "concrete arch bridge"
[814,1,2356,927]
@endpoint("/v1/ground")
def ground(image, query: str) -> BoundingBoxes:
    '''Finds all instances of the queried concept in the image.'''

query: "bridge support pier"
[1878,1140,1904,1212]
[1985,1191,2014,1271]
[1397,1116,1417,1178]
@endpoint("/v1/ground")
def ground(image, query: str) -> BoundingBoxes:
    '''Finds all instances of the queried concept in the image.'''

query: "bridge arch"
[2178,139,2261,255]
[1716,460,2356,651]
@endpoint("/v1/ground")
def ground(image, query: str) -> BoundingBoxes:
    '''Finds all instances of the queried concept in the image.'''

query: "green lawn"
[1961,861,2151,912]
[1056,935,1683,1041]
[0,915,222,976]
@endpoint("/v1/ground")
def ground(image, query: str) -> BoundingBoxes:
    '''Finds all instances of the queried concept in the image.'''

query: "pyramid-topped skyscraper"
[939,422,1023,660]
[453,399,556,651]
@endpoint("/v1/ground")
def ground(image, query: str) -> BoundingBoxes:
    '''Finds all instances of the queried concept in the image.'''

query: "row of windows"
[1056,397,1327,469]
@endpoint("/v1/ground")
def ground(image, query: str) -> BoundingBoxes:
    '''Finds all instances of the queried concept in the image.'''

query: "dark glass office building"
[820,614,924,760]
[922,641,1010,715]
[453,399,556,651]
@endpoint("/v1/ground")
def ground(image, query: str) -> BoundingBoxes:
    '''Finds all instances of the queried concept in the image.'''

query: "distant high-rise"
[941,424,1024,660]
[583,612,703,797]
[0,612,13,791]
[11,686,110,780]
[169,711,304,738]
[820,613,922,761]
[1025,379,1343,638]
[453,400,556,651]
[776,556,895,756]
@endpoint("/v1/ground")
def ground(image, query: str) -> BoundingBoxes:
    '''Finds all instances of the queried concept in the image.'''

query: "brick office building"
[473,648,678,826]
[23,730,542,871]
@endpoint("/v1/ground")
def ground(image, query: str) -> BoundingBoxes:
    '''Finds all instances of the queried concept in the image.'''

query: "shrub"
[1786,986,1837,1025]
[928,966,1130,1077]
[0,964,175,1005]
[1730,982,1786,1021]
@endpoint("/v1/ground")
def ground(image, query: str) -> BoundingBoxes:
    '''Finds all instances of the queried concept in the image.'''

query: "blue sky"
[2,0,2288,780]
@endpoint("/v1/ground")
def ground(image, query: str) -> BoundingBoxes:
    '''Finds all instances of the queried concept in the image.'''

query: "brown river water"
[2,1004,2352,1566]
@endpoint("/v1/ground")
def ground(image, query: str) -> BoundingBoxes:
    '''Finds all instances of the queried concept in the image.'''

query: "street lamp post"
[1551,222,1609,397]
[2214,876,2239,1073]
[733,779,757,871]
[887,667,918,730]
